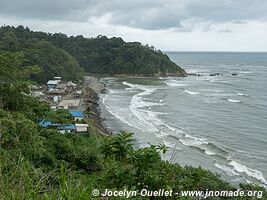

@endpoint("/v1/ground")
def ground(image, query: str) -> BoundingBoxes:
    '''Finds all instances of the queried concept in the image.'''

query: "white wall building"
[75,124,89,133]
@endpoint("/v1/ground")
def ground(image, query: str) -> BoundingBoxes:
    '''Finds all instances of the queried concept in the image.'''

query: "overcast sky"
[1,0,267,51]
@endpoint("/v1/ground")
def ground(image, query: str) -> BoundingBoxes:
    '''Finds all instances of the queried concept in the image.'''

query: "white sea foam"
[155,131,170,138]
[179,135,208,146]
[219,64,240,67]
[122,81,167,132]
[228,99,241,103]
[179,135,217,156]
[209,93,235,97]
[201,89,223,92]
[237,93,248,96]
[229,160,267,185]
[239,71,253,74]
[205,150,216,155]
[184,89,199,95]
[165,79,187,87]
[163,140,176,148]
[215,163,239,176]
[100,93,109,104]
[103,81,177,135]
[108,89,120,94]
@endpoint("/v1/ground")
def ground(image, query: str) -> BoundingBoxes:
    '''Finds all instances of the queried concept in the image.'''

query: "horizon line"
[163,51,267,53]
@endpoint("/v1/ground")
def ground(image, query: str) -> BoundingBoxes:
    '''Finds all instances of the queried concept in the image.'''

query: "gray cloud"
[232,20,248,24]
[0,0,266,30]
[217,28,232,33]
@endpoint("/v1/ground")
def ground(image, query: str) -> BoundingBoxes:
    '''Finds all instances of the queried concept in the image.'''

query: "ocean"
[99,52,267,187]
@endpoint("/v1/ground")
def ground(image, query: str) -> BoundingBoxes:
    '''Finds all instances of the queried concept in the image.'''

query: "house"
[39,120,76,134]
[56,83,67,90]
[66,81,77,93]
[58,124,76,134]
[75,124,89,133]
[58,99,81,110]
[47,80,60,90]
[50,105,58,111]
[66,81,77,88]
[53,96,62,103]
[70,111,84,121]
[47,88,65,95]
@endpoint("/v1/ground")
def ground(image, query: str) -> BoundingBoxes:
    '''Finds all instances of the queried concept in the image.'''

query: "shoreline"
[83,76,111,136]
[85,72,187,79]
[86,74,267,188]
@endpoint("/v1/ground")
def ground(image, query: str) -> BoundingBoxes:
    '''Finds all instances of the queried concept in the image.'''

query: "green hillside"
[0,25,186,83]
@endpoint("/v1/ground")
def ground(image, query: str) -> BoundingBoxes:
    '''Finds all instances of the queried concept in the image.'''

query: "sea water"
[99,52,267,187]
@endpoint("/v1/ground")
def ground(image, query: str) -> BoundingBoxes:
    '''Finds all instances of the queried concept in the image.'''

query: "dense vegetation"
[0,52,266,199]
[0,25,185,83]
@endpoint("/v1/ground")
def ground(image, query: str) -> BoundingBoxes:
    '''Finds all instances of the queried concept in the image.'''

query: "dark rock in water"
[209,73,221,76]
[232,73,238,76]
[187,73,202,76]
[101,88,109,94]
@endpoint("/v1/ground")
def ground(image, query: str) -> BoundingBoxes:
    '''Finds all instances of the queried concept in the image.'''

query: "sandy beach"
[84,76,105,94]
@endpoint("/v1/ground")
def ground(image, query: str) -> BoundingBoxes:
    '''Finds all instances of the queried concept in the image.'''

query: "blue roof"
[58,124,76,130]
[70,111,84,118]
[39,120,52,128]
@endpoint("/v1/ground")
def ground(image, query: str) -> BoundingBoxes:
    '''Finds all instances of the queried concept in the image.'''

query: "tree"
[0,51,37,109]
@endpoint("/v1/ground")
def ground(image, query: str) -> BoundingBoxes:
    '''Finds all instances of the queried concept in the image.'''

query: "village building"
[66,81,77,93]
[70,111,84,121]
[58,99,81,110]
[47,80,60,90]
[50,105,58,111]
[75,124,89,133]
[54,76,62,81]
[39,120,76,134]
[58,124,76,134]
[53,96,62,103]
[56,83,67,90]
[47,88,65,95]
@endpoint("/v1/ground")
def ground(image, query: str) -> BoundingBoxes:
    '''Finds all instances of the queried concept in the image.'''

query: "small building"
[66,81,77,93]
[66,81,77,88]
[47,88,65,95]
[47,80,60,90]
[70,111,84,121]
[53,96,62,103]
[75,124,89,133]
[54,76,62,81]
[39,120,53,128]
[39,120,76,134]
[58,99,81,110]
[58,124,76,134]
[50,105,58,111]
[56,84,67,90]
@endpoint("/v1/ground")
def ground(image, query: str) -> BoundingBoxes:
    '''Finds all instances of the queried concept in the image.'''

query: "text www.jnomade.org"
[91,188,263,198]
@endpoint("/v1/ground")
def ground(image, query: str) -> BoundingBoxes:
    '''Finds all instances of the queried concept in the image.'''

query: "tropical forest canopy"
[0,25,185,83]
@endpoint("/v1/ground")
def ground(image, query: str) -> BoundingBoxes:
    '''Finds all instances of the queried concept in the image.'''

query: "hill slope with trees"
[0,25,186,83]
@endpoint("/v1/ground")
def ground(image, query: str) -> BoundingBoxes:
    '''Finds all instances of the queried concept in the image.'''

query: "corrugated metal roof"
[70,111,84,117]
[75,124,89,127]
[47,80,60,85]
[58,124,76,130]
